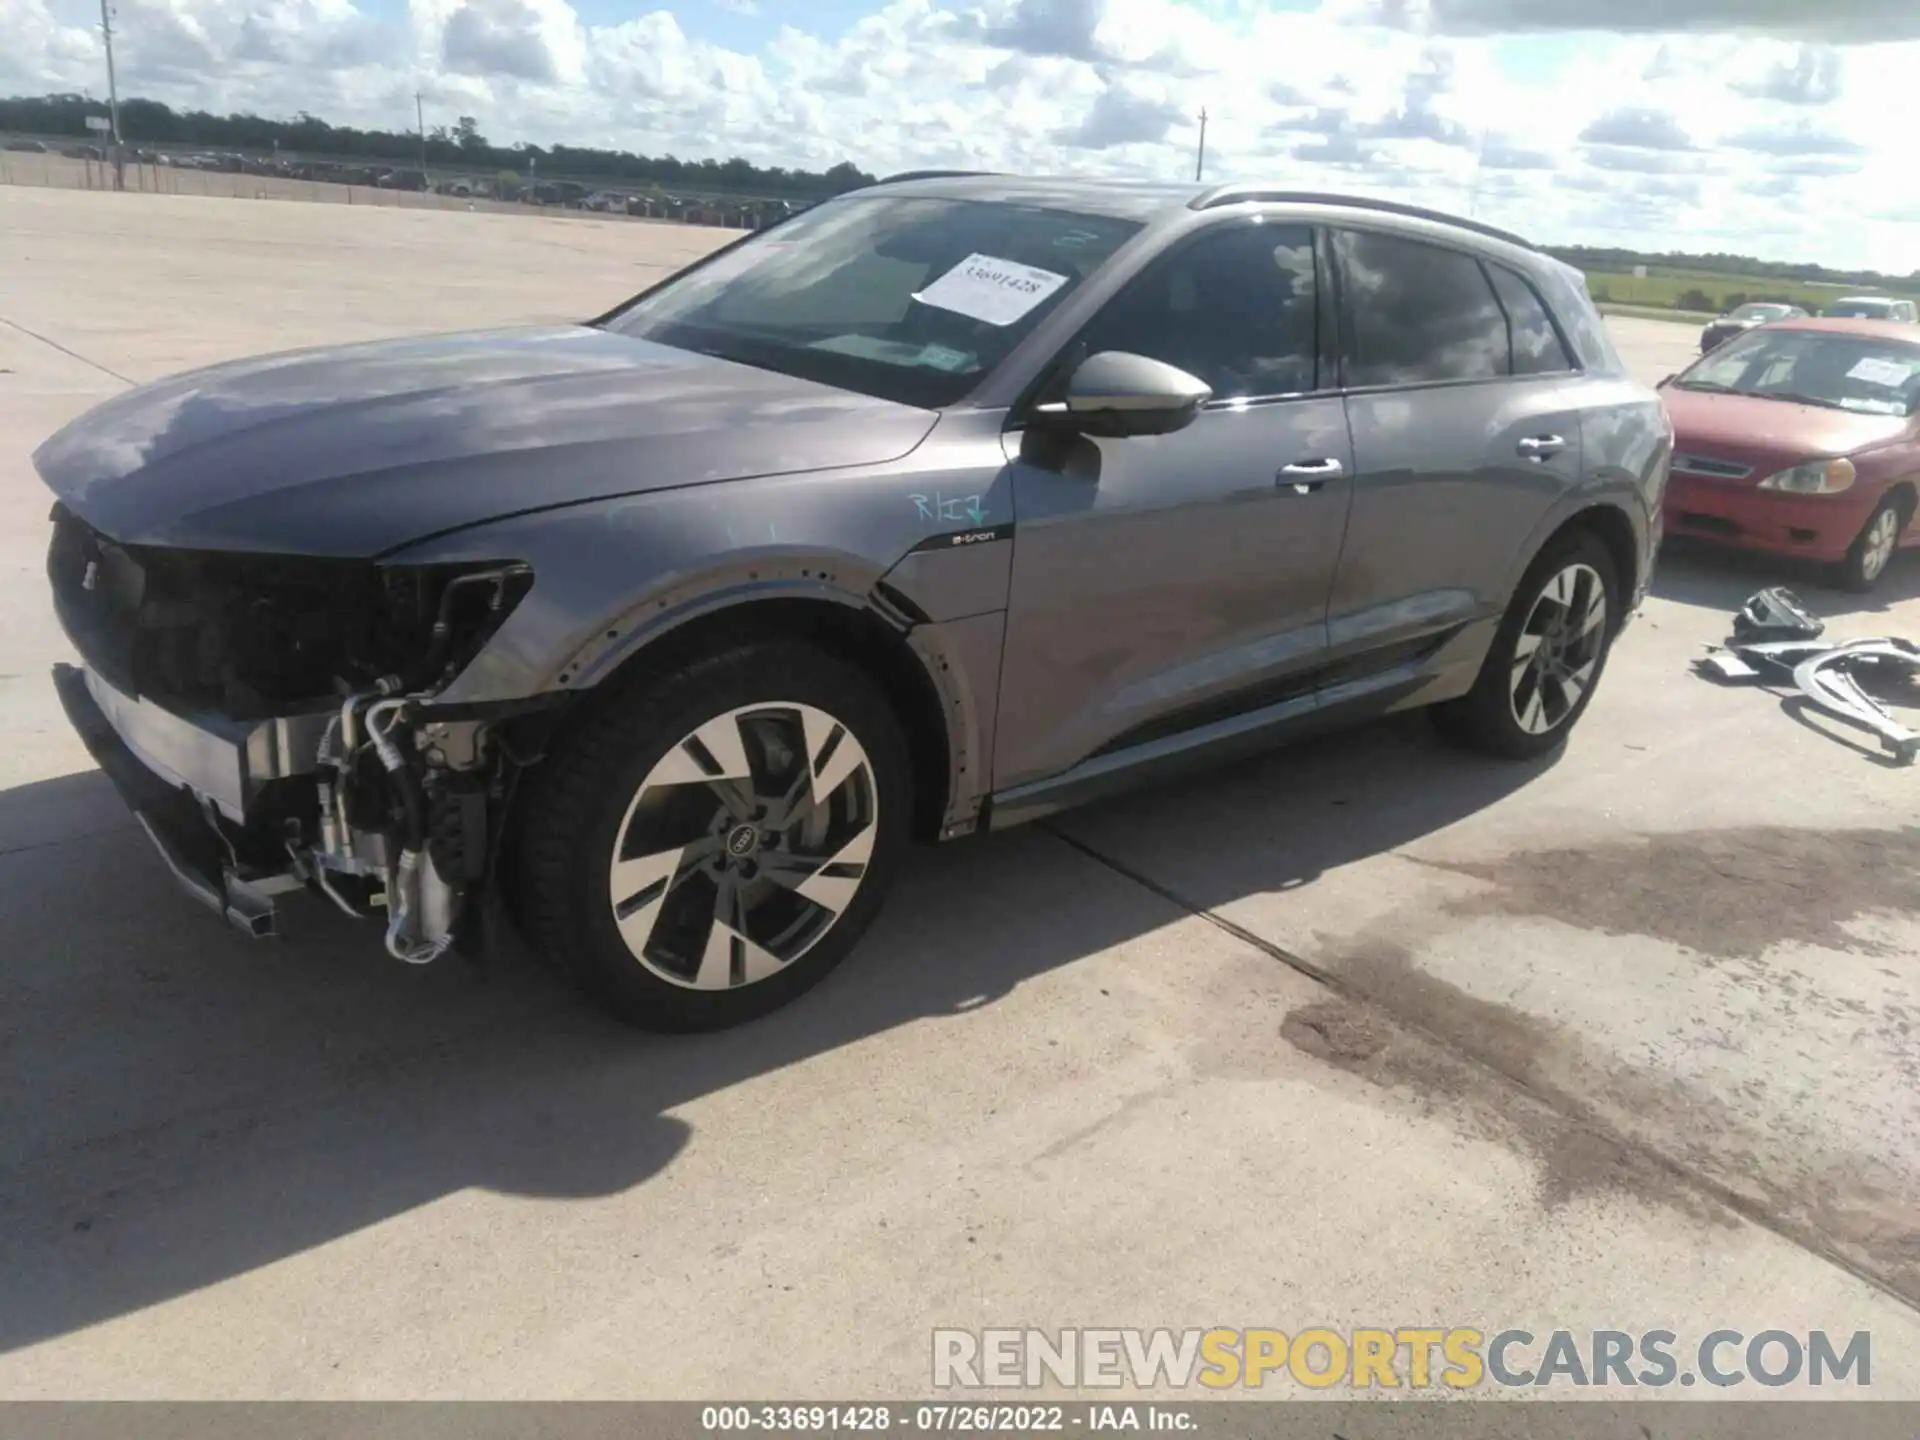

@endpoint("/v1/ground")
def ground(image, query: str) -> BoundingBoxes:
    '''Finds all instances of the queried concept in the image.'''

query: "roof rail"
[876,169,997,185]
[1188,187,1537,251]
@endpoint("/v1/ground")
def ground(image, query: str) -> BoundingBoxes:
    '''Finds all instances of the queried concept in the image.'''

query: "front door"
[991,219,1354,793]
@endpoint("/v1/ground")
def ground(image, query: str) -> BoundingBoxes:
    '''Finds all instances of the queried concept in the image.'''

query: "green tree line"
[9,91,1915,286]
[0,93,878,199]
[1547,244,1919,296]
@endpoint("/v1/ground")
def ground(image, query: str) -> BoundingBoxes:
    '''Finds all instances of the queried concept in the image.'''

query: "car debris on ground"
[1697,586,1920,764]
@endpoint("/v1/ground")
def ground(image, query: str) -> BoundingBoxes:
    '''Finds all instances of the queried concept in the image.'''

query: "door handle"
[1278,458,1344,493]
[1518,435,1566,460]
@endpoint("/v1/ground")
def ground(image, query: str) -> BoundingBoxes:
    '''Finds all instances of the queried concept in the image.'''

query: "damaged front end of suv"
[29,304,961,1017]
[49,502,549,959]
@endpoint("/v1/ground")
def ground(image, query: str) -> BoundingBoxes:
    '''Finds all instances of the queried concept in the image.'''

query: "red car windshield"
[1672,329,1920,418]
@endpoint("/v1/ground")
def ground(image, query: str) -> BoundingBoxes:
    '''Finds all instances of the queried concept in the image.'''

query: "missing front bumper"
[52,663,302,937]
[71,662,330,822]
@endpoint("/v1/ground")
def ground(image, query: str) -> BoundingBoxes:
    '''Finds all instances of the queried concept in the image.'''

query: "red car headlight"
[1757,458,1856,495]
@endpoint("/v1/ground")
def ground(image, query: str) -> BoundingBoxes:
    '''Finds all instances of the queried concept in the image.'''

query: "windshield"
[1729,304,1788,322]
[1673,328,1920,417]
[599,197,1143,409]
[1824,300,1896,319]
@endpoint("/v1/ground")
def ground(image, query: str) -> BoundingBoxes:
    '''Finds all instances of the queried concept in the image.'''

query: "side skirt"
[984,657,1441,832]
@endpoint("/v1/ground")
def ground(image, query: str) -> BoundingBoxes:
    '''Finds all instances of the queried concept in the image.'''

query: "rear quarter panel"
[1509,260,1665,608]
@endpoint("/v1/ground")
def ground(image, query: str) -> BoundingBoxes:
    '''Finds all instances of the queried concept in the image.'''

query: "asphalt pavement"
[2,187,1917,1399]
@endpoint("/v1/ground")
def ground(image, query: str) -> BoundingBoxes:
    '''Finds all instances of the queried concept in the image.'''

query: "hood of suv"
[33,326,938,557]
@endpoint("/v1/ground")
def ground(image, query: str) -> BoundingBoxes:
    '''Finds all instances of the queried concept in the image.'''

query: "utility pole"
[99,0,123,189]
[1195,107,1208,183]
[416,92,428,174]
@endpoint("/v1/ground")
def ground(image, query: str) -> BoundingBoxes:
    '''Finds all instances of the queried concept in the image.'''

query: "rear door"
[1325,228,1587,673]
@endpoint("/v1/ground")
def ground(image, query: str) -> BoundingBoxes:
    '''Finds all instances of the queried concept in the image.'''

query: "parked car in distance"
[1660,317,1920,590]
[37,176,1667,1032]
[1699,301,1807,354]
[1822,296,1920,324]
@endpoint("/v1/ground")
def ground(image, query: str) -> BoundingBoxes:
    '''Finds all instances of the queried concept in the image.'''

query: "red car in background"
[1659,318,1920,591]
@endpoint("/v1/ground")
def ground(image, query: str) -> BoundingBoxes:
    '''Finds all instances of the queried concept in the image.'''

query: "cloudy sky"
[5,0,1919,272]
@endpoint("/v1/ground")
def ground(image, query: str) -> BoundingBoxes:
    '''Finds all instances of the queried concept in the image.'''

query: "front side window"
[1674,329,1920,417]
[601,197,1142,408]
[1067,222,1319,401]
[1334,229,1510,387]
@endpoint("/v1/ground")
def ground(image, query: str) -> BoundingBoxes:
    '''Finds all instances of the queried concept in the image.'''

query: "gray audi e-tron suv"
[39,173,1669,1031]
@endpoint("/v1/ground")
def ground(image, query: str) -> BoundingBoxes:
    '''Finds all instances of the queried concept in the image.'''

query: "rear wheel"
[1834,494,1905,593]
[1432,530,1619,760]
[515,641,911,1031]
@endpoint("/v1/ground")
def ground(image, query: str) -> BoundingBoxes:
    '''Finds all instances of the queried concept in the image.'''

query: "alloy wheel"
[1861,506,1900,584]
[606,702,878,990]
[1509,562,1609,736]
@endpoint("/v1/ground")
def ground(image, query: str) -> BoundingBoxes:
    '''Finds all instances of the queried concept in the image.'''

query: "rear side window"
[1487,265,1575,375]
[1334,229,1509,387]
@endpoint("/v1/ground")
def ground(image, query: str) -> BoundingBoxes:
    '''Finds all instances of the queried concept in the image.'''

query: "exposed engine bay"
[48,503,552,962]
[302,688,501,963]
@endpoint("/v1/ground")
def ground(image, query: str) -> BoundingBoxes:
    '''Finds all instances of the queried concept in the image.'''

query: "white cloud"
[1579,107,1699,151]
[1054,76,1185,149]
[2,0,1917,272]
[1729,44,1843,105]
[1413,0,1920,43]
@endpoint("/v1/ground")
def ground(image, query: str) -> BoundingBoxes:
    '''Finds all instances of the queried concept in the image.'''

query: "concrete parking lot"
[2,187,1918,1399]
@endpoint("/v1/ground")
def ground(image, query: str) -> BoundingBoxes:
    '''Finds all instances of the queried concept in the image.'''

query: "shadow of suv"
[36,174,1670,1031]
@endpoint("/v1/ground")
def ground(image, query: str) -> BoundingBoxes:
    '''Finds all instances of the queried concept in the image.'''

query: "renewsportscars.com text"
[931,1327,1872,1391]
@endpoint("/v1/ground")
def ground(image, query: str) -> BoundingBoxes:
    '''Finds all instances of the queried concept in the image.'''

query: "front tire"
[1834,494,1905,593]
[515,640,912,1032]
[1432,530,1619,760]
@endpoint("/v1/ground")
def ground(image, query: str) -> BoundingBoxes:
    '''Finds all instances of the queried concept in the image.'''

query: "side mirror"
[1030,351,1212,439]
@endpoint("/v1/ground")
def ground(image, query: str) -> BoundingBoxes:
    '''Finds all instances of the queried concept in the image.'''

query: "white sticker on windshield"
[911,253,1069,327]
[918,343,974,372]
[1847,357,1915,387]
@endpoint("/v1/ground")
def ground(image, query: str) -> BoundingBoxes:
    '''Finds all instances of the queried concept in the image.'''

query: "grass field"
[1583,267,1920,316]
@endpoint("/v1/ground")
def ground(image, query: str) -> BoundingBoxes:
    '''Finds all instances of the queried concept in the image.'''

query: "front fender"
[385,417,1012,701]
[385,421,1018,831]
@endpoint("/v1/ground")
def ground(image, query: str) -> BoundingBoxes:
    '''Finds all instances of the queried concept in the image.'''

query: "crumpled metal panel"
[1697,590,1920,765]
